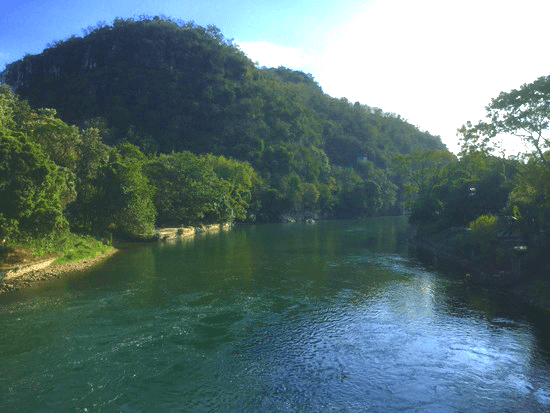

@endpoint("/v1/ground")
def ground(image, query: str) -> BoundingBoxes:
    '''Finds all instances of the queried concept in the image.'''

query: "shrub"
[469,214,499,234]
[466,214,503,263]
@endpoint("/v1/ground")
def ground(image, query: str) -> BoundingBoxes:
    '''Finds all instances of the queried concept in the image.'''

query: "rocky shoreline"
[0,248,118,294]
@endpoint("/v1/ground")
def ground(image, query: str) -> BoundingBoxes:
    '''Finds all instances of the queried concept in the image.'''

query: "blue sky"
[1,0,549,153]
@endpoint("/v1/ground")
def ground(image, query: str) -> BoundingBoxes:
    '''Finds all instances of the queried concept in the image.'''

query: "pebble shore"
[0,248,118,294]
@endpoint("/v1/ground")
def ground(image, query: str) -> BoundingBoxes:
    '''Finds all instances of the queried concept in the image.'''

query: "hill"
[1,16,446,224]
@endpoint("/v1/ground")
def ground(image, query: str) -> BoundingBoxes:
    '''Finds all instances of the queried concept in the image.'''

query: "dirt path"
[0,248,119,294]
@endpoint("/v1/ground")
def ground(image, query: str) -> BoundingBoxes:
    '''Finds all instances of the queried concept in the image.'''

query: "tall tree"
[0,86,75,240]
[459,75,550,162]
[0,130,72,240]
[92,143,156,238]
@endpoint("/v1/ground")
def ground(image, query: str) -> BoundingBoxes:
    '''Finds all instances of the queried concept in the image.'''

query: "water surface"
[1,217,550,412]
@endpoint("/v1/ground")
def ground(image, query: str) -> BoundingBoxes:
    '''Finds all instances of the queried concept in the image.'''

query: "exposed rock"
[157,226,196,241]
[156,223,232,241]
[2,258,57,282]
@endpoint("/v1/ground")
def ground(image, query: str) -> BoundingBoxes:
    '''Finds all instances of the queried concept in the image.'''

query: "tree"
[441,153,515,227]
[0,86,81,170]
[18,108,81,171]
[457,74,550,244]
[204,154,261,221]
[0,87,16,129]
[0,130,72,240]
[459,75,550,162]
[394,150,456,204]
[1,18,449,222]
[393,150,456,226]
[0,88,76,241]
[506,158,550,237]
[146,151,236,226]
[67,127,113,231]
[92,143,156,238]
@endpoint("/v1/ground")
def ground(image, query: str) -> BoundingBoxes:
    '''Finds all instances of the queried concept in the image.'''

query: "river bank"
[410,231,550,313]
[3,217,549,412]
[0,223,234,294]
[0,248,119,294]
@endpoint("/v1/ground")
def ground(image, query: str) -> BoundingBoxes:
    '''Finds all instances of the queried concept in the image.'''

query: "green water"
[2,217,550,412]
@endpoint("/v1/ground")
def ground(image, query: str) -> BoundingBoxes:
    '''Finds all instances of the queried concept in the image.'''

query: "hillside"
[1,17,446,226]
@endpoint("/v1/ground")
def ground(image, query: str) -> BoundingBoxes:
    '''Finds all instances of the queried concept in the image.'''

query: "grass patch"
[52,235,112,265]
[5,233,112,265]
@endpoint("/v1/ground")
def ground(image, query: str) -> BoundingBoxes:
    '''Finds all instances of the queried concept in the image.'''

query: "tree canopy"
[0,110,73,240]
[459,75,550,162]
[0,17,449,247]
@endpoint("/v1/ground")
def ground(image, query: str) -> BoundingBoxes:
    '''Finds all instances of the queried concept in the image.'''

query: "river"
[1,217,550,412]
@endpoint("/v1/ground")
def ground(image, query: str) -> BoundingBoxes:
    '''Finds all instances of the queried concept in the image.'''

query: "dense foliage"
[397,149,517,232]
[0,128,72,240]
[0,17,445,235]
[400,75,550,276]
[146,151,258,226]
[0,85,264,244]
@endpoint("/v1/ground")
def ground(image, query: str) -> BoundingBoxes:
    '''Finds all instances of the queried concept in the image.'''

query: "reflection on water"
[1,217,550,411]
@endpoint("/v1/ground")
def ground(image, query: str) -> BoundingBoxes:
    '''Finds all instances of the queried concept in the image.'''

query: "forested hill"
[1,17,444,159]
[1,17,446,229]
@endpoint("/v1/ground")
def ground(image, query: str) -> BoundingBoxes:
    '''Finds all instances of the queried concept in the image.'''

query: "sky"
[1,0,549,154]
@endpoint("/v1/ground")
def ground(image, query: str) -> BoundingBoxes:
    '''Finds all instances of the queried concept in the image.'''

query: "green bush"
[52,234,112,264]
[8,233,112,264]
[467,214,502,262]
[469,214,499,233]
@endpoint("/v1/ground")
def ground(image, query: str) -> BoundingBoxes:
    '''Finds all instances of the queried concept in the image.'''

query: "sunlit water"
[2,217,550,412]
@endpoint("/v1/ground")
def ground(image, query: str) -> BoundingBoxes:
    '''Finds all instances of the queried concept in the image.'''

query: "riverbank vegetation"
[0,16,548,310]
[0,17,445,261]
[400,74,550,298]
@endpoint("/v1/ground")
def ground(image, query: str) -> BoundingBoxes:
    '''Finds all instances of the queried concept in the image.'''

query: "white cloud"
[237,0,550,154]
[236,40,314,70]
[313,0,550,153]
